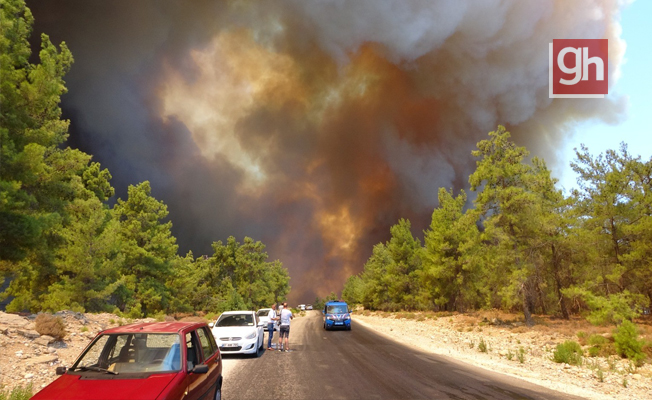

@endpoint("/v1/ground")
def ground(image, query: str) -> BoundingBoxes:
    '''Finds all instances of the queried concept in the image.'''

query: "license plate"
[334,322,343,325]
[223,343,238,347]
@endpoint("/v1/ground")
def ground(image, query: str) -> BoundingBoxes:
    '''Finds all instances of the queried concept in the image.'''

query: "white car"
[210,311,264,356]
[256,308,278,331]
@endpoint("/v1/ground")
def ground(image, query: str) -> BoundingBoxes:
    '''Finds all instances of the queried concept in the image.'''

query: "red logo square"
[550,39,608,97]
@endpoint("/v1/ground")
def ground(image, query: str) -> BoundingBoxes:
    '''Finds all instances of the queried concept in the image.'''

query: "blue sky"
[557,0,652,192]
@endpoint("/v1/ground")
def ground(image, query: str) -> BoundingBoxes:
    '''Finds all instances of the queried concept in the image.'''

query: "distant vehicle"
[256,308,278,331]
[31,321,223,400]
[323,301,352,330]
[306,304,313,310]
[211,310,264,356]
[299,304,306,311]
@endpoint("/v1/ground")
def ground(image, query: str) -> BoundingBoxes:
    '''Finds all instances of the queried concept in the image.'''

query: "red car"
[31,321,223,400]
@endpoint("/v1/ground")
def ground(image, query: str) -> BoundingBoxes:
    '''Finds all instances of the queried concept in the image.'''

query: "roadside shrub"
[587,334,616,357]
[588,334,608,346]
[34,313,67,340]
[478,337,488,353]
[596,368,604,382]
[506,349,514,360]
[576,331,588,345]
[517,347,526,363]
[588,346,599,357]
[553,340,583,366]
[0,383,32,400]
[613,321,645,365]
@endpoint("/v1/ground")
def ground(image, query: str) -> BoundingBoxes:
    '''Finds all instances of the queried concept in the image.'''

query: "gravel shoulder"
[353,312,652,400]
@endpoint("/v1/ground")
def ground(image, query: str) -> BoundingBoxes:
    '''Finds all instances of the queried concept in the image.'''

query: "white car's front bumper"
[216,337,259,354]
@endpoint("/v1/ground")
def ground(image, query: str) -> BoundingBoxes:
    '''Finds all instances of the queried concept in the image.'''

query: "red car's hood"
[31,373,178,400]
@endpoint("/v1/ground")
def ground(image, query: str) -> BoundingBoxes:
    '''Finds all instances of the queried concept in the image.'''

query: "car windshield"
[326,305,348,314]
[72,333,181,374]
[216,314,254,327]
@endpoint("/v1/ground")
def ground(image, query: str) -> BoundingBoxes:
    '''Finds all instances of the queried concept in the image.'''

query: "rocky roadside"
[0,311,156,394]
[2,310,651,400]
[354,312,652,400]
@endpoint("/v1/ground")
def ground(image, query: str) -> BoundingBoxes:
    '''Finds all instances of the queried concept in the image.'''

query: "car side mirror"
[193,364,209,374]
[208,322,214,328]
[55,366,67,375]
[348,309,352,313]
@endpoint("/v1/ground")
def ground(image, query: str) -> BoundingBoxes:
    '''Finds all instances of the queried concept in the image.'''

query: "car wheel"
[214,381,222,400]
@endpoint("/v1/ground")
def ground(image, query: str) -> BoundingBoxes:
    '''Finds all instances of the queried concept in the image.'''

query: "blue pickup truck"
[322,301,352,330]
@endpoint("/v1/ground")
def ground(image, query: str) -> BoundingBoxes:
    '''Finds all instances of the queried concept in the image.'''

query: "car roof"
[325,301,348,305]
[100,321,206,335]
[219,310,255,315]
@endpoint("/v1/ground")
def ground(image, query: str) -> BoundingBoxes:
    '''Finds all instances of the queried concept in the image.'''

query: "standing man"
[266,303,278,350]
[278,302,294,352]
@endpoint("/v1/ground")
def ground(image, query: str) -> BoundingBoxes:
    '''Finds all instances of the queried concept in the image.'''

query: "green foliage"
[553,341,583,366]
[587,334,616,358]
[506,349,514,360]
[596,368,604,382]
[422,188,483,312]
[478,337,488,353]
[0,383,32,400]
[325,291,339,302]
[517,347,525,363]
[342,275,363,305]
[563,287,645,325]
[588,334,608,346]
[312,296,325,310]
[613,320,645,364]
[171,236,290,314]
[354,219,424,311]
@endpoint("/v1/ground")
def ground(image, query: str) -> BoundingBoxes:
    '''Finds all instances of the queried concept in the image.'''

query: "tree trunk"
[522,282,535,327]
[552,243,570,319]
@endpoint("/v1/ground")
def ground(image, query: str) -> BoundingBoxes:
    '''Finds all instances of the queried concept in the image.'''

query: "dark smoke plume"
[28,0,627,303]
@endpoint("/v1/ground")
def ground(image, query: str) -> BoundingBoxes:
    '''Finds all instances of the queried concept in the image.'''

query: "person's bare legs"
[284,336,289,351]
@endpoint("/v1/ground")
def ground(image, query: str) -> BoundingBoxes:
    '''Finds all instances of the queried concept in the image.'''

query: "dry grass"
[34,313,66,340]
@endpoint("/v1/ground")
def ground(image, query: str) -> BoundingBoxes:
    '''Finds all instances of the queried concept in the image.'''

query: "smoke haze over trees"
[0,0,290,315]
[23,0,629,302]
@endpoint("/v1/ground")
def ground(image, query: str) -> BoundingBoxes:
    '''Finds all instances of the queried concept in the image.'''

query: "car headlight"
[327,316,335,320]
[344,315,351,320]
[245,331,257,339]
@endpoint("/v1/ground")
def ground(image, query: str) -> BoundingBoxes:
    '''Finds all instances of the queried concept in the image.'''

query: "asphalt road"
[220,311,585,400]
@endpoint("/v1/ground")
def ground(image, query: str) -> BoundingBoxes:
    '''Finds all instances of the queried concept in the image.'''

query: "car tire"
[253,337,263,358]
[214,379,222,400]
